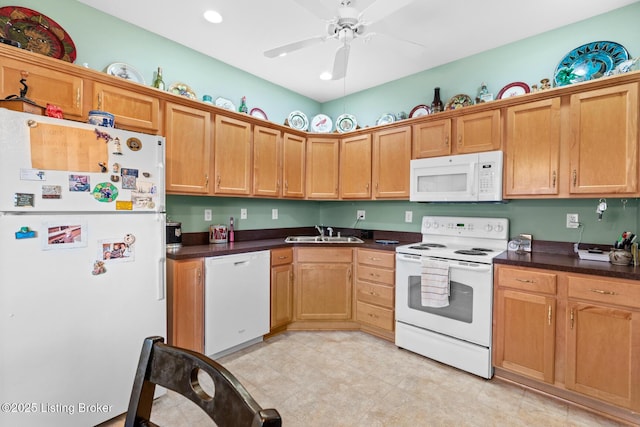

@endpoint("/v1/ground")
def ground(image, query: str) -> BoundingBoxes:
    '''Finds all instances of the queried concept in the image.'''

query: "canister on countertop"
[166,222,182,248]
[209,224,228,243]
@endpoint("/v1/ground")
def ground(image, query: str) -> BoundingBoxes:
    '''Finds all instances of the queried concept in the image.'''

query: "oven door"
[395,253,493,347]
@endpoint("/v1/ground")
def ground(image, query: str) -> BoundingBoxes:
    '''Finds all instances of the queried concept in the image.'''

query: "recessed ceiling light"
[203,9,223,24]
[319,72,332,80]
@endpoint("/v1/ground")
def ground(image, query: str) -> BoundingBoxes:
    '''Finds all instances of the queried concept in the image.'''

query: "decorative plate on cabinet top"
[215,97,235,111]
[409,104,431,118]
[336,114,357,133]
[168,83,197,100]
[496,82,530,99]
[0,6,76,62]
[250,107,268,120]
[554,41,629,86]
[310,114,333,133]
[444,94,473,110]
[376,113,395,126]
[287,111,309,131]
[106,63,145,84]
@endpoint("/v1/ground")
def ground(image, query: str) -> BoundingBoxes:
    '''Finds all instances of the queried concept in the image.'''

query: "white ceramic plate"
[336,114,357,133]
[106,62,145,84]
[288,110,309,131]
[376,113,395,126]
[215,97,236,111]
[409,104,431,118]
[250,107,268,120]
[310,114,333,133]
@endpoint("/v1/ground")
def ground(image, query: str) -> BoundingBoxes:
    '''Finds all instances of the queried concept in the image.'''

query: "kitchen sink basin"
[285,235,364,243]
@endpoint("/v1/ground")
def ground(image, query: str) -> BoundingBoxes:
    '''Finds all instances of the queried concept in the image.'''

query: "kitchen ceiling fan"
[264,0,416,80]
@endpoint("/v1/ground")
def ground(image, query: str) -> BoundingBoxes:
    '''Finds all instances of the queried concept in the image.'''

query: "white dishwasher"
[204,250,270,357]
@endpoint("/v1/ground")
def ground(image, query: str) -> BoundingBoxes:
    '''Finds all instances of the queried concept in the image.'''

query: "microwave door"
[411,160,477,201]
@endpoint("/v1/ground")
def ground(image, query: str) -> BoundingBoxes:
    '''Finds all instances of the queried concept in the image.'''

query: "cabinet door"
[169,259,204,353]
[566,302,640,410]
[412,119,451,158]
[455,109,501,154]
[0,57,83,119]
[569,83,638,195]
[282,133,306,198]
[271,264,293,329]
[373,126,411,199]
[493,288,555,383]
[214,115,252,195]
[93,82,160,133]
[295,263,352,320]
[306,137,339,199]
[340,133,371,199]
[504,98,561,196]
[165,102,212,194]
[253,125,281,197]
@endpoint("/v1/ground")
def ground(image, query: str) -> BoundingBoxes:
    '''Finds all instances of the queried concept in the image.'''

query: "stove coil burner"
[408,243,447,250]
[471,247,494,252]
[454,249,489,256]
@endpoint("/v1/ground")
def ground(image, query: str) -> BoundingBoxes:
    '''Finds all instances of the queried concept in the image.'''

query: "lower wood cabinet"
[270,248,294,332]
[355,248,395,340]
[167,258,204,353]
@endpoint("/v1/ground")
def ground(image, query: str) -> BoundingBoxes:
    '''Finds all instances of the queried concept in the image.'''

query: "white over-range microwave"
[410,150,503,202]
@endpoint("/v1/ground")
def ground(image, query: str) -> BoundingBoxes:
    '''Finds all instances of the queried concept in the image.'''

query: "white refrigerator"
[0,108,166,427]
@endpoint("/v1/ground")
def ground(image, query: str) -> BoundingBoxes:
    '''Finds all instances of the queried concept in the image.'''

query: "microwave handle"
[469,162,477,197]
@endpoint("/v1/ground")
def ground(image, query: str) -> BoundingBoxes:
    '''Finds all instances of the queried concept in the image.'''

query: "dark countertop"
[494,250,640,281]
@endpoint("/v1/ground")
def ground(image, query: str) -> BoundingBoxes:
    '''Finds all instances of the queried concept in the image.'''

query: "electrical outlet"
[240,208,247,219]
[566,213,579,228]
[405,211,413,223]
[272,208,278,220]
[204,209,212,221]
[357,210,366,220]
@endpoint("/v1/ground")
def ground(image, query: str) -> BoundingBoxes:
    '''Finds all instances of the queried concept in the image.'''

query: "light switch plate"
[240,208,247,219]
[272,208,278,220]
[405,211,413,223]
[204,209,212,221]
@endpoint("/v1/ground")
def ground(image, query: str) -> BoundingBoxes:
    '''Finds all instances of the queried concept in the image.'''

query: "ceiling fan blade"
[331,43,351,80]
[361,0,414,24]
[292,0,335,20]
[264,36,326,58]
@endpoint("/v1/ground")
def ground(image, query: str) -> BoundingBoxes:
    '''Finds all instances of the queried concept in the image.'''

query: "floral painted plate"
[336,114,357,133]
[287,111,309,131]
[0,6,76,62]
[444,94,473,110]
[168,83,197,100]
[554,41,629,86]
[376,113,395,126]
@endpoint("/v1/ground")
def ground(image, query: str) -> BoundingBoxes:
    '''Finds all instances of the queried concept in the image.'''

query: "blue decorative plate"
[554,41,629,87]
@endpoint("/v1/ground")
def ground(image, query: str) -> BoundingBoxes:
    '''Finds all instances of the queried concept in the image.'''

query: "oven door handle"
[447,262,492,273]
[397,254,492,273]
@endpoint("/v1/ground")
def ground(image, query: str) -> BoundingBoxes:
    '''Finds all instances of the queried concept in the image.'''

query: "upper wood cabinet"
[165,102,212,194]
[92,82,160,133]
[504,98,561,197]
[306,137,339,199]
[253,125,281,197]
[373,126,411,199]
[340,133,372,199]
[412,119,451,158]
[214,115,252,195]
[282,133,306,198]
[454,109,501,154]
[568,83,638,195]
[0,56,84,119]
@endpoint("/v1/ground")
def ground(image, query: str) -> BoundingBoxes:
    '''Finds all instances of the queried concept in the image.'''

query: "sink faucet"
[327,227,334,237]
[315,225,324,237]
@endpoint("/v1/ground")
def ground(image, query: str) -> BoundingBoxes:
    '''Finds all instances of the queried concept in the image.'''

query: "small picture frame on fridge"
[42,220,88,250]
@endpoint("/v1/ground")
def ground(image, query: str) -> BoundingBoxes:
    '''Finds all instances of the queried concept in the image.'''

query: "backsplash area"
[167,195,638,245]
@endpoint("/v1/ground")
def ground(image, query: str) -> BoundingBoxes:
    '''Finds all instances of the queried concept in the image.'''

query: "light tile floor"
[104,331,627,427]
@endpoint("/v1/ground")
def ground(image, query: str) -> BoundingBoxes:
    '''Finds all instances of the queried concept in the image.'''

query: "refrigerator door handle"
[158,257,166,300]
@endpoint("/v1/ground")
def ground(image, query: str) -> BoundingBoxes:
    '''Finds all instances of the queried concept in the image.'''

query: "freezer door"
[0,109,165,212]
[0,212,166,427]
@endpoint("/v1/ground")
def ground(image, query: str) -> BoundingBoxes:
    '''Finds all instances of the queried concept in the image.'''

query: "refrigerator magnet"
[112,137,123,155]
[92,182,118,202]
[126,137,142,151]
[116,200,133,210]
[42,185,62,199]
[94,128,113,142]
[69,175,90,192]
[92,260,106,275]
[15,227,36,239]
[14,193,35,207]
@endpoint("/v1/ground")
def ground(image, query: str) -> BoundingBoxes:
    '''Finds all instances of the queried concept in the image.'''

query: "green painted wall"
[8,0,640,244]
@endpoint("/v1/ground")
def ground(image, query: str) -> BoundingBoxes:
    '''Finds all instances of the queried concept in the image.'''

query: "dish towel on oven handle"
[421,258,450,308]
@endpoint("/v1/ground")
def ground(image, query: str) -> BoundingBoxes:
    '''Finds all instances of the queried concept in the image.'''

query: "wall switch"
[405,211,413,223]
[566,213,579,228]
[272,208,278,220]
[240,208,248,219]
[204,209,212,221]
[357,210,366,220]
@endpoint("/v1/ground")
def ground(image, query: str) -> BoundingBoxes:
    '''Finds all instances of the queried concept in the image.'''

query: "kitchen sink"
[285,235,364,243]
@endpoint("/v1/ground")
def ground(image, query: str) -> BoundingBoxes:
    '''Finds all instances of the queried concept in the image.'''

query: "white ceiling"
[78,0,637,102]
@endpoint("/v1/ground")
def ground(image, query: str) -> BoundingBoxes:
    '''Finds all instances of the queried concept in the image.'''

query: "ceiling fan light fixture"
[319,71,332,80]
[203,9,223,24]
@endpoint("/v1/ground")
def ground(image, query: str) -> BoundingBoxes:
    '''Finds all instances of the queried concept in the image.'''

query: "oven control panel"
[421,216,509,240]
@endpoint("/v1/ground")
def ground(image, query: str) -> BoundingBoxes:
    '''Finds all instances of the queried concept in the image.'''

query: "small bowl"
[88,110,115,127]
[609,249,632,266]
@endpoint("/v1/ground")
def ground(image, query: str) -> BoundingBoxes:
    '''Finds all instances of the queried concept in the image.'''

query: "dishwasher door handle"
[234,260,249,266]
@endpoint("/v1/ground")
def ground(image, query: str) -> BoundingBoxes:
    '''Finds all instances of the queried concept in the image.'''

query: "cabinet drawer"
[271,247,293,266]
[567,275,640,309]
[357,264,394,285]
[497,267,557,294]
[357,249,395,269]
[296,247,352,263]
[356,281,394,308]
[357,301,394,331]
